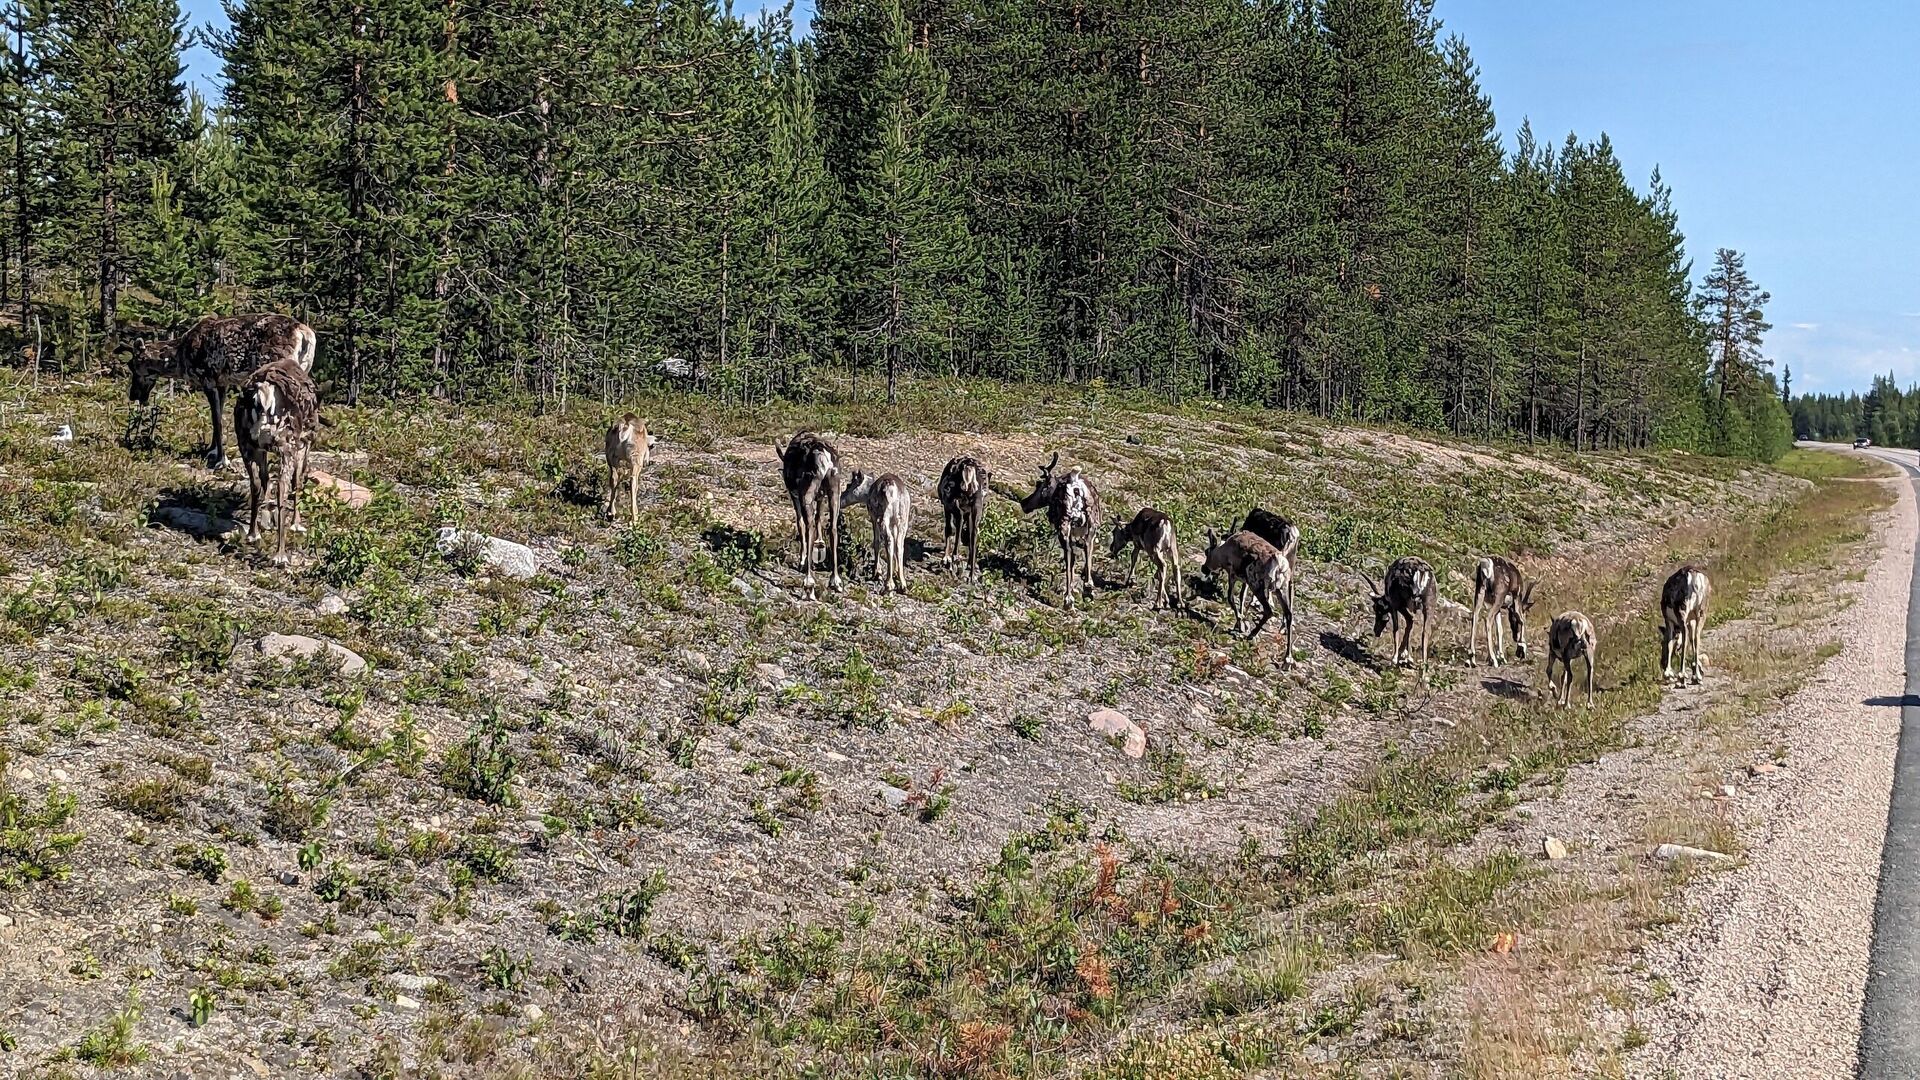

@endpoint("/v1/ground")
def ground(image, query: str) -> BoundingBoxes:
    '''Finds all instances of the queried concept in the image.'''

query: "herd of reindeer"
[124,313,1716,707]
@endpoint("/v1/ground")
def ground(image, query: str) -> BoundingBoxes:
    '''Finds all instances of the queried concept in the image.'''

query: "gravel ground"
[1628,460,1915,1078]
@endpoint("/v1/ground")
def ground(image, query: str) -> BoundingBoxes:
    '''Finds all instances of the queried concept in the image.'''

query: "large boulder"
[1088,708,1147,759]
[435,527,537,579]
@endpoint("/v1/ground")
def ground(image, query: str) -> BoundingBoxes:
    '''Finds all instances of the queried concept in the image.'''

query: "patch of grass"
[442,711,520,806]
[73,991,146,1068]
[0,753,84,887]
[105,774,196,824]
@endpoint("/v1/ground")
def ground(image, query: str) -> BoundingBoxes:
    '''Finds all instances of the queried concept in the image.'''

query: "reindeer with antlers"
[777,432,843,598]
[937,455,991,580]
[1008,452,1102,608]
[1361,557,1439,667]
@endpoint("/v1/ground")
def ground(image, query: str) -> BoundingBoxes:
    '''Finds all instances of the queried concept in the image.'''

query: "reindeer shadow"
[1480,676,1534,701]
[149,484,244,539]
[1318,630,1373,666]
[702,523,768,570]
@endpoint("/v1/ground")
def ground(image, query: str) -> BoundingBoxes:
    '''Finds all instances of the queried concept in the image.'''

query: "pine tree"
[1696,247,1771,401]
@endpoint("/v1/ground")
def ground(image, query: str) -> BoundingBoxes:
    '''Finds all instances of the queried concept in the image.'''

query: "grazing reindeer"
[1009,452,1102,608]
[131,314,317,470]
[234,357,321,566]
[1109,507,1183,610]
[1660,565,1711,685]
[937,455,991,579]
[1470,555,1537,666]
[1202,527,1293,657]
[776,432,843,597]
[603,413,658,522]
[1545,611,1598,707]
[1362,557,1438,667]
[840,470,912,593]
[1241,506,1301,620]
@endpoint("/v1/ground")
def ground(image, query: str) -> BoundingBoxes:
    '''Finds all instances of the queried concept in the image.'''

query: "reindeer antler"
[1349,565,1381,596]
[1038,450,1059,476]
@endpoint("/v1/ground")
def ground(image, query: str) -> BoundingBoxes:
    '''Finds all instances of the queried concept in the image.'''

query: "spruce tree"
[1696,247,1772,400]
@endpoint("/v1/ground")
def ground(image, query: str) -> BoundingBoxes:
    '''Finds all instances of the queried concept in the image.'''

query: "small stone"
[754,663,786,686]
[1430,716,1458,729]
[1748,761,1778,776]
[393,994,421,1010]
[685,651,712,674]
[389,974,437,993]
[1542,836,1569,861]
[934,642,973,660]
[1088,708,1147,759]
[315,594,349,616]
[822,751,849,764]
[1652,843,1734,863]
[0,914,14,929]
[523,1004,544,1023]
[729,576,757,598]
[306,468,374,510]
[276,870,301,887]
[257,633,367,677]
[1719,784,1737,798]
[435,527,537,579]
[878,784,910,812]
[51,767,71,784]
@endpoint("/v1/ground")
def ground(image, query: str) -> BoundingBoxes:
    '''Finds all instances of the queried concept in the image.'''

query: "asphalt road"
[1856,443,1920,1079]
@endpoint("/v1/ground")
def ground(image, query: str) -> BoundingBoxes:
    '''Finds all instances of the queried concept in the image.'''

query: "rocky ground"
[0,373,1817,1077]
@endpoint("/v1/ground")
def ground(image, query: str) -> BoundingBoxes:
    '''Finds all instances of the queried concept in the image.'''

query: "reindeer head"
[1360,568,1395,636]
[839,469,877,508]
[1108,520,1131,560]
[1015,452,1060,514]
[129,337,177,405]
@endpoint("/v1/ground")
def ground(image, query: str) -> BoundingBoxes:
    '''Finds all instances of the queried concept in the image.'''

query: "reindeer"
[131,314,317,470]
[937,455,991,579]
[1469,555,1537,667]
[1241,506,1301,621]
[776,432,842,597]
[604,414,658,522]
[1008,452,1102,608]
[1202,527,1292,656]
[1660,565,1711,685]
[1109,507,1183,610]
[1361,557,1438,667]
[234,356,321,566]
[840,470,912,593]
[1545,611,1598,707]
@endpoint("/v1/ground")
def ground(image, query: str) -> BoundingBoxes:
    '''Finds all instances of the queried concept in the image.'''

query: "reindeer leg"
[1125,547,1138,589]
[1469,598,1483,666]
[289,447,309,533]
[205,386,229,470]
[1247,585,1273,641]
[272,456,290,565]
[1060,537,1074,610]
[1586,651,1596,707]
[1399,613,1413,667]
[1275,587,1293,663]
[243,451,265,544]
[1083,532,1095,600]
[1421,608,1431,666]
[629,462,639,522]
[828,497,843,592]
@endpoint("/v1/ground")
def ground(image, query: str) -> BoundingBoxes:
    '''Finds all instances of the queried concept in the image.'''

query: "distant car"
[1855,438,1872,449]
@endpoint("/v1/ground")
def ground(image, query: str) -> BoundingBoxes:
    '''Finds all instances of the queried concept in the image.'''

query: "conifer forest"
[1,0,1795,459]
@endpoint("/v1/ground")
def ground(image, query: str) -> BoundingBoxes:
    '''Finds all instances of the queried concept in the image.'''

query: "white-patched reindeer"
[1545,611,1598,707]
[777,431,843,598]
[1470,555,1537,666]
[1010,452,1102,608]
[1362,557,1438,667]
[1660,565,1711,685]
[131,313,318,470]
[1109,507,1184,610]
[1241,507,1301,622]
[937,455,991,580]
[841,470,912,593]
[604,413,658,522]
[1203,526,1293,658]
[234,355,321,566]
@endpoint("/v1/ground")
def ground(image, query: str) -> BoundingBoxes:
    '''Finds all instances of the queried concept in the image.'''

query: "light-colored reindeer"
[1660,565,1710,685]
[1110,507,1183,610]
[1470,555,1537,666]
[1203,526,1293,658]
[604,413,658,522]
[234,355,321,566]
[1545,611,1598,707]
[777,431,842,598]
[840,470,912,593]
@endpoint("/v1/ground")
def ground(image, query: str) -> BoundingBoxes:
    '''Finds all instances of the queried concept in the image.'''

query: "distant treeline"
[3,0,1790,459]
[1793,376,1920,447]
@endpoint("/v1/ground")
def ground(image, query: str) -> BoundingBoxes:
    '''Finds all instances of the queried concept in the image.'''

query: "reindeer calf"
[1110,507,1183,610]
[234,356,321,566]
[1365,557,1438,667]
[1203,528,1292,657]
[778,432,842,597]
[1660,565,1711,685]
[1470,555,1536,666]
[841,470,912,593]
[1545,611,1598,707]
[604,414,658,522]
[938,455,990,579]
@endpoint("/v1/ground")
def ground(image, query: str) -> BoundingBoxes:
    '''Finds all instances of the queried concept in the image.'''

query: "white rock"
[1748,761,1779,777]
[878,784,910,812]
[257,633,367,677]
[822,751,850,764]
[684,651,712,674]
[389,974,438,993]
[754,663,786,686]
[52,424,73,443]
[1542,836,1569,861]
[315,594,349,616]
[51,768,70,784]
[1088,708,1147,759]
[523,1004,544,1022]
[435,527,537,579]
[1653,843,1734,863]
[393,994,421,1010]
[933,642,973,660]
[0,914,14,929]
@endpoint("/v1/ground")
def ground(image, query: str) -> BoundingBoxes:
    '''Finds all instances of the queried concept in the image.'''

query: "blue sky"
[178,0,1914,396]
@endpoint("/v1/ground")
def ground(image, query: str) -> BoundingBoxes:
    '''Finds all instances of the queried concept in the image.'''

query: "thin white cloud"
[1789,322,1820,331]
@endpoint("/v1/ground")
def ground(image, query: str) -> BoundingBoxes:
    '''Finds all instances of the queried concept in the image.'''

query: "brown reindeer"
[1203,527,1292,657]
[1470,555,1536,667]
[1008,452,1102,608]
[1361,557,1438,667]
[1241,506,1301,623]
[777,432,842,598]
[937,455,991,580]
[1660,565,1711,685]
[132,314,317,470]
[1109,507,1183,610]
[604,414,657,522]
[1545,611,1598,707]
[234,357,321,566]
